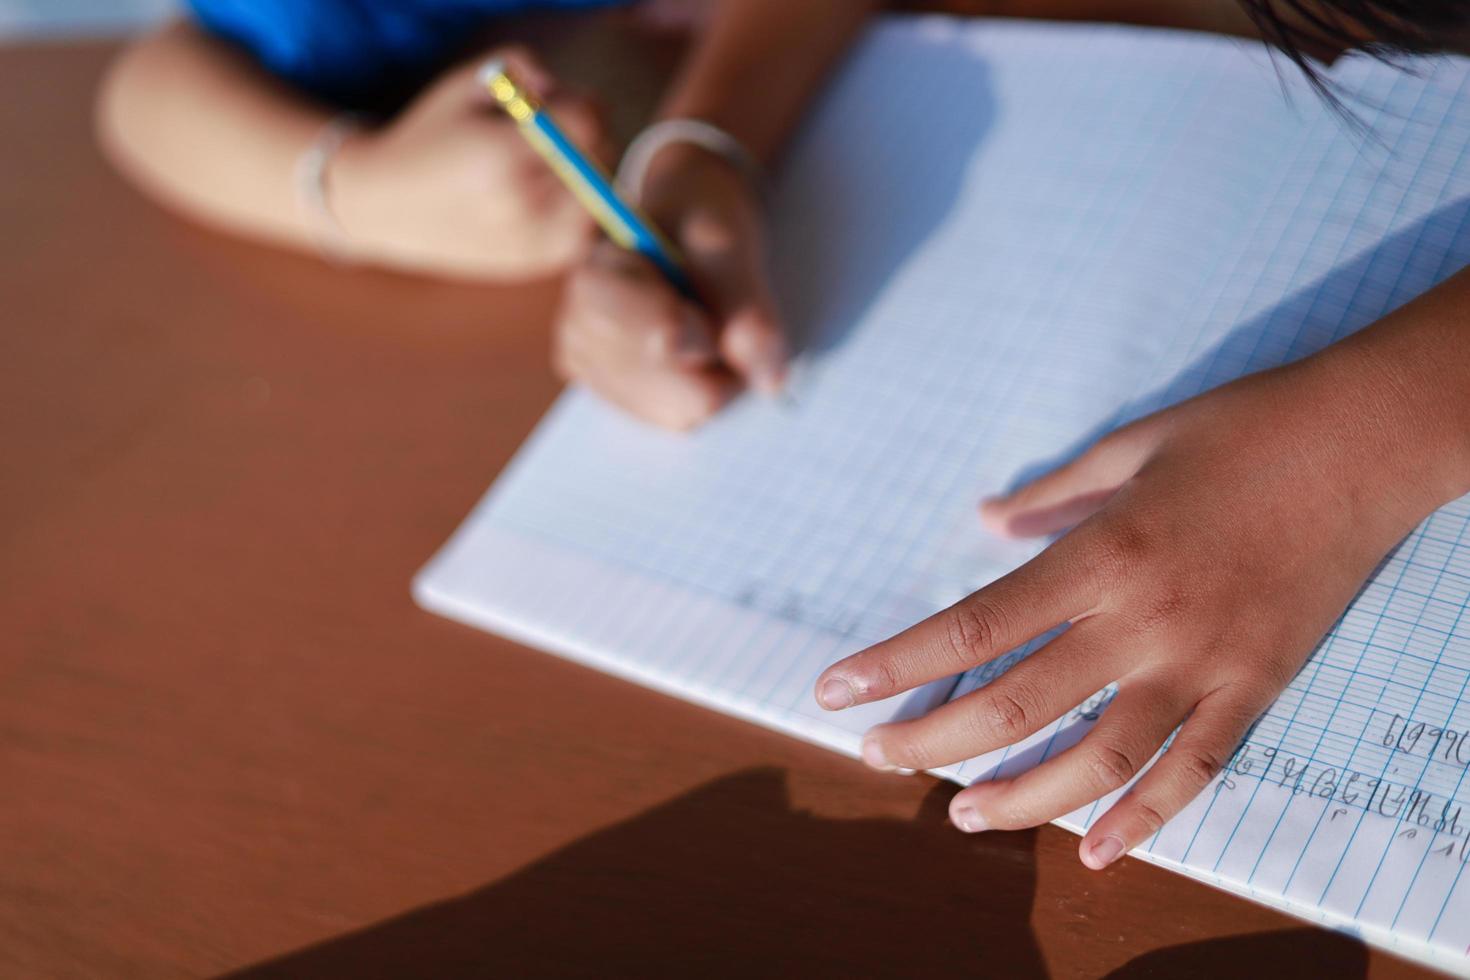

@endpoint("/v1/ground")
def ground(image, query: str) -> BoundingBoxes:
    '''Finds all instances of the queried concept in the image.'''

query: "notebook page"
[414,18,1470,967]
[929,30,1470,975]
[417,17,1273,752]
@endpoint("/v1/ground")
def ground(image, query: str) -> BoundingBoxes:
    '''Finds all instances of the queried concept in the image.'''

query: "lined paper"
[416,18,1470,972]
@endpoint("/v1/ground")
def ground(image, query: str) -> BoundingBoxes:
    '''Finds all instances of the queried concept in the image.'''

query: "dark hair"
[1238,1,1468,72]
[1235,2,1468,120]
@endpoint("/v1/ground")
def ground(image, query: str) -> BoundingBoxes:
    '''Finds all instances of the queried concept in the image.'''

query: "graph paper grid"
[416,18,1470,971]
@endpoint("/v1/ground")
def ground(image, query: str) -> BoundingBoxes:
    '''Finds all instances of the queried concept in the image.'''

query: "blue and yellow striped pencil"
[478,58,694,297]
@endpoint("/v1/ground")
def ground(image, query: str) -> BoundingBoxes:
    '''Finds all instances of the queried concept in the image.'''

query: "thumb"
[980,424,1159,539]
[679,208,787,394]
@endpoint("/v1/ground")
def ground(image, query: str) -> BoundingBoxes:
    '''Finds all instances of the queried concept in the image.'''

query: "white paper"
[416,17,1470,973]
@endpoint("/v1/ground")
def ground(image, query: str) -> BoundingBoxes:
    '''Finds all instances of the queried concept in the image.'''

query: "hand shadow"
[768,23,996,360]
[222,769,1046,979]
[1002,192,1470,500]
[1103,928,1368,979]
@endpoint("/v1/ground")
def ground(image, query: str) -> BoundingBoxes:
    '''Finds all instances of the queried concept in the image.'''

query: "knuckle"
[942,598,1007,665]
[1085,741,1142,790]
[865,654,905,699]
[1129,797,1169,836]
[979,689,1033,743]
[1174,745,1227,789]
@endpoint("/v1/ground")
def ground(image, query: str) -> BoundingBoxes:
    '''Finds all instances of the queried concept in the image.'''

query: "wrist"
[325,127,391,264]
[637,141,762,228]
[1302,333,1470,524]
[619,118,765,222]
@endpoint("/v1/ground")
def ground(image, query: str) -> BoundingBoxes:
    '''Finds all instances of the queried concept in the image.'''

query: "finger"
[1078,689,1262,869]
[585,361,738,431]
[980,425,1161,539]
[721,305,787,395]
[946,681,1191,834]
[814,538,1100,710]
[859,623,1124,772]
[571,244,715,365]
[677,207,788,394]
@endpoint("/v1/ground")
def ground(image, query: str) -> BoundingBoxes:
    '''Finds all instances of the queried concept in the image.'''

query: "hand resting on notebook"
[815,267,1470,870]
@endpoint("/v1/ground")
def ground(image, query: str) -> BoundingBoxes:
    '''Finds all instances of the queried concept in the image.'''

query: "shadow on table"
[223,768,1046,978]
[223,768,1370,979]
[1103,927,1369,978]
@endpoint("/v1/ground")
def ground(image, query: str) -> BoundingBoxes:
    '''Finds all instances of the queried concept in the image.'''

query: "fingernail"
[952,807,987,833]
[1084,835,1127,869]
[861,735,890,770]
[817,677,855,710]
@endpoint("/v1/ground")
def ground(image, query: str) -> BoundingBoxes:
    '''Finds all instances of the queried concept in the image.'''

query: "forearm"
[656,0,879,166]
[96,21,329,251]
[1303,266,1470,519]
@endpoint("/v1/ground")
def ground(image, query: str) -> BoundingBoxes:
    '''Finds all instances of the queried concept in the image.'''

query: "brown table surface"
[0,25,1443,980]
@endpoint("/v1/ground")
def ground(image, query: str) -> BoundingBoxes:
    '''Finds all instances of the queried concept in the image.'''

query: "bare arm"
[96,21,329,251]
[95,1,874,278]
[657,0,879,166]
[95,22,613,278]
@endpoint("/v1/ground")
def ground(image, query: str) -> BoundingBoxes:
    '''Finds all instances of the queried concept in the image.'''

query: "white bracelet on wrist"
[615,118,765,205]
[294,113,362,264]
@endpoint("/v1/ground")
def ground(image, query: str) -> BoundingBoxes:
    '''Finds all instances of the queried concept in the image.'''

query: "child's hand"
[813,351,1454,868]
[332,48,604,279]
[550,146,786,430]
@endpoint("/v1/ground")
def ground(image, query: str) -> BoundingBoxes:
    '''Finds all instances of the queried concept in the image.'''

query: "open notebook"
[416,17,1470,973]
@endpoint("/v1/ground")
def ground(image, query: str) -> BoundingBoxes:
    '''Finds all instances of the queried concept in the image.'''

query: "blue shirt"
[188,0,628,108]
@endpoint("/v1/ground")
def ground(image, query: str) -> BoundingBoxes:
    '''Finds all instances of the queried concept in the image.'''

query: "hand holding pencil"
[484,54,789,431]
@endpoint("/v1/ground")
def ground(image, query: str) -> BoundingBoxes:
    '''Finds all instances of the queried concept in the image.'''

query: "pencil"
[478,58,695,298]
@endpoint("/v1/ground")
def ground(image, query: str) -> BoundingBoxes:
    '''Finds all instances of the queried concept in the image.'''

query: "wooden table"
[0,28,1438,980]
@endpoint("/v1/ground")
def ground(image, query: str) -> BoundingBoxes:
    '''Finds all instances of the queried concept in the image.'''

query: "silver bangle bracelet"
[294,113,362,264]
[615,118,765,205]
